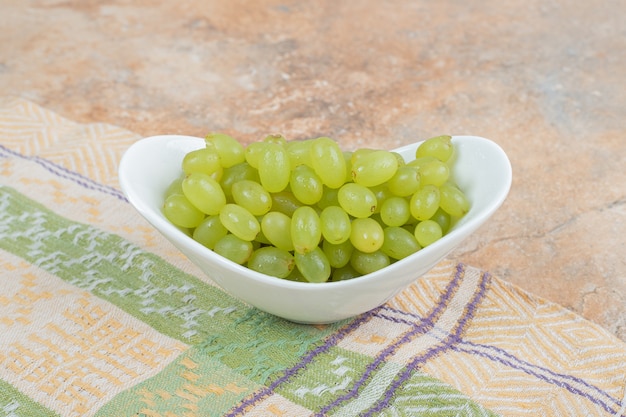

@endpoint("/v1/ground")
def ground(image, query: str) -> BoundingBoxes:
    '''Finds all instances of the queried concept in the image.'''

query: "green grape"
[182,148,223,180]
[319,205,351,244]
[439,183,470,218]
[391,151,406,167]
[253,227,271,245]
[351,150,399,187]
[350,217,384,253]
[409,157,449,186]
[220,162,260,201]
[285,267,307,282]
[182,173,227,215]
[247,246,295,278]
[409,185,440,221]
[386,165,420,197]
[381,226,421,260]
[415,135,453,162]
[431,207,452,234]
[231,180,272,216]
[263,133,287,146]
[331,264,361,281]
[165,175,184,198]
[380,196,411,227]
[258,143,291,192]
[414,220,443,247]
[342,151,354,184]
[291,206,322,254]
[219,204,260,241]
[316,186,340,210]
[213,234,253,264]
[294,246,331,283]
[260,211,294,251]
[244,141,267,168]
[192,215,228,249]
[163,194,205,228]
[205,132,245,168]
[310,137,347,189]
[322,239,354,268]
[286,139,313,169]
[338,183,377,218]
[290,164,324,205]
[369,184,392,213]
[350,148,376,162]
[271,191,304,216]
[350,249,390,275]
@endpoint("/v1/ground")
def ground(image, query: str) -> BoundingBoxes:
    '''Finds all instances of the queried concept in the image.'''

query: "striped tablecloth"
[1,95,625,416]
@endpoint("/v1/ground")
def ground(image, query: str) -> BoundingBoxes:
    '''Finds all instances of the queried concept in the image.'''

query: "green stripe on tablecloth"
[0,379,59,417]
[0,185,247,344]
[94,346,262,417]
[198,308,342,384]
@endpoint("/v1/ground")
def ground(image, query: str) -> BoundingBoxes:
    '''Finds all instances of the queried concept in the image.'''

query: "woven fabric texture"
[1,96,625,416]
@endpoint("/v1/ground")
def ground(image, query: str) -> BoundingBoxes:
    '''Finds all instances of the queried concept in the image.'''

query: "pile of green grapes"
[163,133,470,283]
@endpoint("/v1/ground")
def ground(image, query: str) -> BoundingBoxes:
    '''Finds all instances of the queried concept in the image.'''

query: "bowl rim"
[119,134,512,291]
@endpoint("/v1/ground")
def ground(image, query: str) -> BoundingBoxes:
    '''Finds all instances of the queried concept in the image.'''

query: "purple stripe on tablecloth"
[363,269,491,416]
[227,265,467,416]
[0,143,128,202]
[452,341,626,416]
[223,310,377,417]
[314,263,467,416]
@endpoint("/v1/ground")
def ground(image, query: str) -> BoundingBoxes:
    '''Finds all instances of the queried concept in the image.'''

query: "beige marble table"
[2,0,624,341]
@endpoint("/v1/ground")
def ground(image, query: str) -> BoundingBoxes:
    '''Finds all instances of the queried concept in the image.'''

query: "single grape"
[431,207,452,234]
[291,206,322,254]
[409,157,449,186]
[350,217,384,253]
[414,219,443,247]
[386,165,420,197]
[163,194,205,228]
[316,187,340,210]
[192,215,228,249]
[271,191,304,217]
[350,250,390,275]
[338,183,377,218]
[182,148,223,180]
[381,226,421,260]
[322,239,354,268]
[415,135,453,162]
[331,264,361,281]
[351,150,399,187]
[213,234,253,264]
[165,175,184,198]
[310,137,347,189]
[263,133,287,146]
[220,162,260,201]
[247,246,295,278]
[258,143,291,192]
[439,183,470,218]
[286,139,313,169]
[290,164,324,205]
[261,211,294,251]
[231,180,272,216]
[319,205,352,244]
[295,246,331,283]
[182,172,227,215]
[244,141,266,168]
[205,132,245,168]
[219,204,260,241]
[379,196,411,227]
[409,185,440,221]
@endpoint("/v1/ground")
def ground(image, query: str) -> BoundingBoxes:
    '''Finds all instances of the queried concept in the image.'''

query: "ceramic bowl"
[118,135,511,323]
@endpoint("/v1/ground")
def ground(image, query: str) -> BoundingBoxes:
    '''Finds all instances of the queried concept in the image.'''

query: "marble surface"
[2,0,624,341]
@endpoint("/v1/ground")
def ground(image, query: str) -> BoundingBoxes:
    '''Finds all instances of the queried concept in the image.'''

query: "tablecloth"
[1,95,625,416]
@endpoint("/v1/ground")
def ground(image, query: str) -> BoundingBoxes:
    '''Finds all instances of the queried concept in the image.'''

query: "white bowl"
[119,135,511,323]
